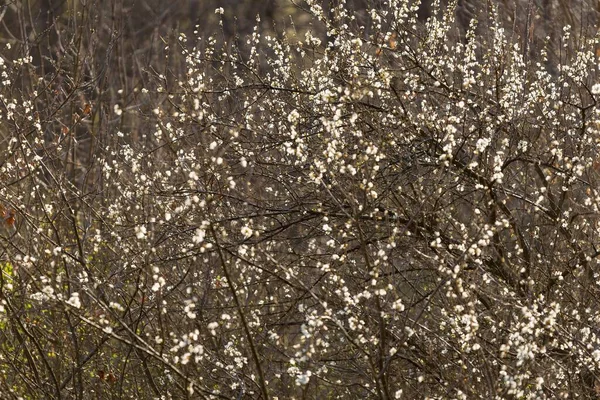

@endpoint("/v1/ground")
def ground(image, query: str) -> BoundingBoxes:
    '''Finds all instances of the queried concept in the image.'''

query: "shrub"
[2,0,600,398]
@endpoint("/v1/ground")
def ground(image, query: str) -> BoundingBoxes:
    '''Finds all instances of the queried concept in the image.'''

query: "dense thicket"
[2,0,600,399]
